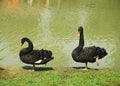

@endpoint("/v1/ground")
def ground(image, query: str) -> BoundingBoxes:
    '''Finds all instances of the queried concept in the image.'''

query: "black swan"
[72,26,107,69]
[19,37,54,71]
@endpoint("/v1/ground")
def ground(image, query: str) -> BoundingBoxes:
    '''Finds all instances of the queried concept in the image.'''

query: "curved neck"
[20,39,33,56]
[78,30,84,49]
[26,39,33,52]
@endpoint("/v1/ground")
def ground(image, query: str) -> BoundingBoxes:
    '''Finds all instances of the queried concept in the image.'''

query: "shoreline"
[0,66,120,86]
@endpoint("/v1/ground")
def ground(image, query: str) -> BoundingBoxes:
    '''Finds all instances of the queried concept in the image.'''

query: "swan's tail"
[96,47,108,59]
[39,49,52,59]
[43,50,52,58]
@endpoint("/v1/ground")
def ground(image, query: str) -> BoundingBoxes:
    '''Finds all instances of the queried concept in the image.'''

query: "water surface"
[0,0,120,68]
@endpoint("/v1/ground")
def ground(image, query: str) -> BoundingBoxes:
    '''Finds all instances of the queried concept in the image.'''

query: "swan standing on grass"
[72,26,107,69]
[19,37,54,71]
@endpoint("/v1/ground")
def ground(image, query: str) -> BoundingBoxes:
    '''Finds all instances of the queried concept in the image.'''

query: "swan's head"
[78,26,83,36]
[21,37,30,46]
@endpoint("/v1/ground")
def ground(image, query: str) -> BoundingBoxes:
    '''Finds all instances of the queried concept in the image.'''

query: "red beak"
[78,31,80,36]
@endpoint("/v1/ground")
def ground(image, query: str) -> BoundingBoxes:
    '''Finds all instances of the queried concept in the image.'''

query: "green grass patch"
[0,66,120,86]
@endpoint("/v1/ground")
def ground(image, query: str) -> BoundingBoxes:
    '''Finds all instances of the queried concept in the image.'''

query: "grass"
[0,66,120,86]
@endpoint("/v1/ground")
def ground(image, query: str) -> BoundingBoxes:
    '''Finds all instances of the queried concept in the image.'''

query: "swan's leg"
[33,64,36,71]
[85,62,87,68]
[96,56,99,66]
[85,62,88,70]
[81,62,88,70]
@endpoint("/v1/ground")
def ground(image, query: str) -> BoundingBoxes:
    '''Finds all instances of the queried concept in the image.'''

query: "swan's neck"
[26,40,33,52]
[78,30,84,49]
[27,41,33,50]
[20,40,33,57]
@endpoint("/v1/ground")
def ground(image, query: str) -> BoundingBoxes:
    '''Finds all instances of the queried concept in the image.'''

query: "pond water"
[0,0,120,68]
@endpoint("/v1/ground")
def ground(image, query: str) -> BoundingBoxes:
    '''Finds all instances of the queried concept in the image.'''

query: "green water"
[0,0,120,68]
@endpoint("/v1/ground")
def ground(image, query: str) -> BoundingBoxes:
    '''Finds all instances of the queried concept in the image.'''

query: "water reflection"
[57,0,61,8]
[1,0,7,8]
[1,0,62,11]
[9,0,19,10]
[37,5,52,42]
[28,0,33,8]
[46,0,50,8]
[45,0,61,8]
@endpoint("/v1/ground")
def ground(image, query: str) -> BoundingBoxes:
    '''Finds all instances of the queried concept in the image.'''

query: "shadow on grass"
[22,66,54,71]
[73,67,99,70]
[0,67,4,70]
